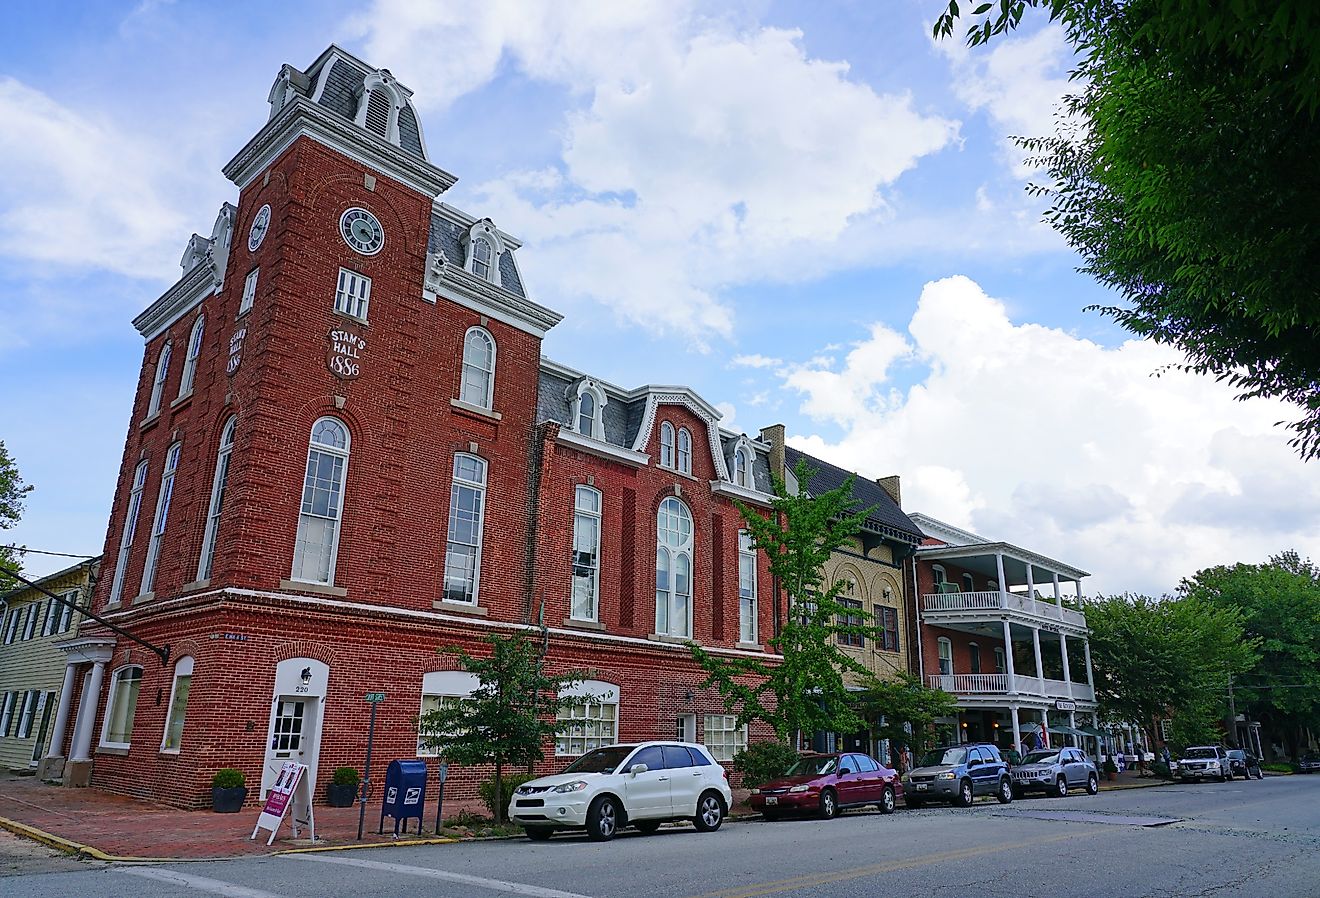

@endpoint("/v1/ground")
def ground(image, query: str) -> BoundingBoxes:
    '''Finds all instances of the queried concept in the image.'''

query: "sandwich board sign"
[250,761,316,845]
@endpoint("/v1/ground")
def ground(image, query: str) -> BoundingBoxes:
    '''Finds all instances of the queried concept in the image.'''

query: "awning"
[1048,724,1088,738]
[1078,725,1105,738]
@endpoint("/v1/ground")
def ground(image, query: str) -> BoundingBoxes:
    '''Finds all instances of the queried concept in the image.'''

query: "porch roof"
[916,541,1089,584]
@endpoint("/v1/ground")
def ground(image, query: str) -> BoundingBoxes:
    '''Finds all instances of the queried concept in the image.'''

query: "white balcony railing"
[928,674,1094,702]
[923,590,1088,629]
[926,673,1009,694]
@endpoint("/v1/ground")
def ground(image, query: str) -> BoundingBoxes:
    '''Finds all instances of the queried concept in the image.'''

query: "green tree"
[856,673,961,772]
[0,441,34,589]
[1179,552,1320,759]
[1084,593,1259,748]
[418,632,588,823]
[689,458,877,744]
[934,0,1320,458]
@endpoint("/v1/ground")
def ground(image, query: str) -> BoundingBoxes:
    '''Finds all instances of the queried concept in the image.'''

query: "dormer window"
[570,379,607,440]
[730,437,756,488]
[659,422,675,468]
[354,71,408,144]
[463,221,505,287]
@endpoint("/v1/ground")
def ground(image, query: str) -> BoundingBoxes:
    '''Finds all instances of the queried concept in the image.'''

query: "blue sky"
[2,0,1316,594]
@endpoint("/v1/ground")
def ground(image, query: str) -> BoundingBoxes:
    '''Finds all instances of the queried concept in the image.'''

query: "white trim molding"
[556,427,649,467]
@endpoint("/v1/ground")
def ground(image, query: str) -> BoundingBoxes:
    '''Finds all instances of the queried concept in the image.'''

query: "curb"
[274,836,457,854]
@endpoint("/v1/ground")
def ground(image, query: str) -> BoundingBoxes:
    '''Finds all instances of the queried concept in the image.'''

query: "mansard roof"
[784,445,922,545]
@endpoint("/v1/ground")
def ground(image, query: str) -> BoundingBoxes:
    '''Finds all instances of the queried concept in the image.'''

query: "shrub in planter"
[211,768,248,813]
[1102,758,1118,780]
[478,773,539,818]
[327,767,359,807]
[733,741,800,789]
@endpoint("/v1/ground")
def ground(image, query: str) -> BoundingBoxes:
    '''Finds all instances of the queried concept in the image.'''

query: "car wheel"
[997,777,1013,804]
[818,788,839,820]
[524,827,554,842]
[1086,773,1099,795]
[762,810,780,822]
[586,795,620,842]
[956,780,975,808]
[1054,776,1068,798]
[879,786,896,814]
[635,820,662,835]
[694,791,726,832]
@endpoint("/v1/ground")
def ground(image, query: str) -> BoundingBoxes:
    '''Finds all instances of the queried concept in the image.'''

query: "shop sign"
[1055,699,1077,712]
[250,761,315,846]
[327,328,365,380]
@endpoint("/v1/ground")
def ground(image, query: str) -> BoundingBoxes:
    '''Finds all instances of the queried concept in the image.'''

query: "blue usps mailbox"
[379,759,427,836]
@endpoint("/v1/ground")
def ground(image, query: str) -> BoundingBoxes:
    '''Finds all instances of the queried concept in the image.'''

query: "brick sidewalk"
[0,775,485,860]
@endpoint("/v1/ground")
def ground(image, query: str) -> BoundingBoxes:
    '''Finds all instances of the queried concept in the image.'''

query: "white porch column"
[1053,573,1063,618]
[1083,639,1095,689]
[1026,563,1035,604]
[69,661,106,762]
[1060,631,1073,698]
[994,552,1007,606]
[1010,705,1022,754]
[1001,620,1017,693]
[43,662,79,761]
[1031,626,1045,695]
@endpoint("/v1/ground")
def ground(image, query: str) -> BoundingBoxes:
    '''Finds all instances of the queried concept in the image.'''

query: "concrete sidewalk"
[0,775,480,861]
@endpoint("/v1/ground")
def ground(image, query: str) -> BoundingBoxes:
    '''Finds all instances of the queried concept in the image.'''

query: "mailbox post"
[379,759,428,836]
[433,762,449,834]
[357,692,385,841]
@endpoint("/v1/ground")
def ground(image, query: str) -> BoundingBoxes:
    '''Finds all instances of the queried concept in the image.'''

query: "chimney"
[758,424,786,478]
[877,475,901,507]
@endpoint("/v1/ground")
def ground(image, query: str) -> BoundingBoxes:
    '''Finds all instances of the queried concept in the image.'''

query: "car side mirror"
[968,759,982,768]
[839,767,852,775]
[630,763,648,776]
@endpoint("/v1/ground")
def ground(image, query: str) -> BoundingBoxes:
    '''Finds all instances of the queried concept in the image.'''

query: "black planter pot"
[326,783,357,808]
[212,785,248,813]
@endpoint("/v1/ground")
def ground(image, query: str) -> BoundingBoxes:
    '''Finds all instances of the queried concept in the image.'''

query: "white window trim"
[146,343,172,418]
[659,422,675,468]
[463,221,506,287]
[22,604,39,640]
[417,670,479,757]
[702,714,748,762]
[729,435,756,488]
[655,496,694,639]
[677,427,692,474]
[291,416,351,586]
[197,416,237,581]
[962,572,975,593]
[141,442,182,594]
[16,690,37,739]
[937,636,953,676]
[555,679,620,757]
[442,453,487,605]
[932,565,947,586]
[238,268,259,317]
[100,665,144,750]
[0,692,15,735]
[570,379,607,440]
[570,485,603,622]
[459,326,496,410]
[160,656,194,753]
[178,315,205,398]
[354,71,407,145]
[334,267,372,321]
[109,460,149,606]
[738,530,757,644]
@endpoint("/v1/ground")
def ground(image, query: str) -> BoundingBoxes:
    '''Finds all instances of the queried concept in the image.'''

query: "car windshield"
[1023,751,1060,765]
[920,748,967,767]
[1227,750,1245,759]
[785,756,838,776]
[561,746,635,774]
[1182,747,1217,760]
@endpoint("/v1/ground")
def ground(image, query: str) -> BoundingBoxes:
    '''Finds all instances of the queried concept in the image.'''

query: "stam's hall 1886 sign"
[327,328,365,380]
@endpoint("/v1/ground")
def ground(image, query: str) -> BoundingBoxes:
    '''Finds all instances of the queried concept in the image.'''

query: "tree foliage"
[857,673,962,771]
[1179,552,1320,756]
[689,458,878,742]
[935,0,1320,459]
[0,441,34,589]
[418,632,588,822]
[1083,593,1259,749]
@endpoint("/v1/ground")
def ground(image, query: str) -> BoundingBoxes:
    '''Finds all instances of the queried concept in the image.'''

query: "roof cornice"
[222,96,457,196]
[428,265,563,338]
[555,427,650,468]
[132,262,215,342]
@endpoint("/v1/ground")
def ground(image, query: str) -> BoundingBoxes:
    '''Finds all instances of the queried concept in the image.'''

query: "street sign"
[364,692,386,703]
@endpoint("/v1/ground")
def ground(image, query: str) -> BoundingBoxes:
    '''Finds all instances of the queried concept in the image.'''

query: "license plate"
[765,796,778,805]
[915,784,928,791]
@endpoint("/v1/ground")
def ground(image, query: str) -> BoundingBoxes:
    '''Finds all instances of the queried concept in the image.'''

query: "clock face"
[248,204,271,252]
[340,207,384,256]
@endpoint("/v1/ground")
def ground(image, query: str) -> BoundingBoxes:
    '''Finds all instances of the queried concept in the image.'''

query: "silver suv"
[1011,747,1099,798]
[1178,745,1231,782]
[904,744,1013,808]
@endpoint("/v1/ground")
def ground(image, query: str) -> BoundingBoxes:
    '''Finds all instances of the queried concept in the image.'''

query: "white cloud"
[778,275,1320,595]
[350,2,960,341]
[732,354,783,369]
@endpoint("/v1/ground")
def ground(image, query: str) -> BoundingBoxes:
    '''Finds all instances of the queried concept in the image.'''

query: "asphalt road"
[6,776,1319,898]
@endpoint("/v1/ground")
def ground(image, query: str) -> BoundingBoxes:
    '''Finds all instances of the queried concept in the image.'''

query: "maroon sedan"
[748,752,903,820]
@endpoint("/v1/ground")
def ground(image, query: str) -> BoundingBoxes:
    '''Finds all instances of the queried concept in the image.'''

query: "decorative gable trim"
[630,390,730,481]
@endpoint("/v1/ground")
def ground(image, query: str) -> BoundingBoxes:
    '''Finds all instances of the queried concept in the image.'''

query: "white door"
[261,658,329,796]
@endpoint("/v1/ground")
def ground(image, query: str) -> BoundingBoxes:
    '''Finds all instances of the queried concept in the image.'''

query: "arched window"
[938,637,954,676]
[932,565,948,590]
[734,446,751,487]
[291,417,350,584]
[178,316,205,397]
[571,485,602,621]
[197,416,237,580]
[577,391,595,435]
[147,343,172,417]
[443,453,487,604]
[659,422,675,468]
[141,442,182,593]
[460,326,496,410]
[655,497,693,638]
[569,379,606,439]
[962,572,975,594]
[100,665,143,749]
[108,460,149,606]
[471,236,494,281]
[677,427,692,474]
[161,656,194,752]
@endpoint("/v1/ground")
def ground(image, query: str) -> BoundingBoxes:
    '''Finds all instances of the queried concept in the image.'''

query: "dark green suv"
[904,744,1014,807]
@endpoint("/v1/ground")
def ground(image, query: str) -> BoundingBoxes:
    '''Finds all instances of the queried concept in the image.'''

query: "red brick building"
[45,46,782,808]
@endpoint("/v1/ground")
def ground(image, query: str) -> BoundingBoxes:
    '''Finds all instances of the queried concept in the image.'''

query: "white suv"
[509,741,733,841]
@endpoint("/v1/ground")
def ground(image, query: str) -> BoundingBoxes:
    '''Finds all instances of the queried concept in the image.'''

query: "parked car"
[1226,749,1263,780]
[749,752,902,820]
[508,741,733,841]
[1299,753,1320,774]
[1011,747,1099,798]
[904,744,1014,808]
[1178,745,1232,782]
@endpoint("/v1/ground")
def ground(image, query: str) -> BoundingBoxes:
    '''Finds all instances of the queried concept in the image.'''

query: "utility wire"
[0,545,98,560]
